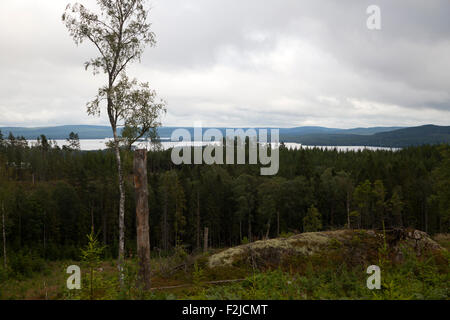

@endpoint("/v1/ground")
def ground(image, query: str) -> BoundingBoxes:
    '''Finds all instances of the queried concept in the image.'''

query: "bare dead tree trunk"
[400,209,403,228]
[43,211,46,259]
[174,202,178,247]
[2,202,6,269]
[239,219,242,243]
[103,200,107,246]
[330,204,334,226]
[18,209,21,248]
[265,219,271,239]
[346,191,351,229]
[90,204,94,234]
[424,200,428,233]
[112,126,125,286]
[162,194,168,252]
[248,210,252,242]
[134,149,151,291]
[196,191,200,250]
[203,227,209,253]
[277,211,280,237]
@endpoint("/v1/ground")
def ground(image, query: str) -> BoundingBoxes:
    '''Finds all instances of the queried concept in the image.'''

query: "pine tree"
[303,205,322,232]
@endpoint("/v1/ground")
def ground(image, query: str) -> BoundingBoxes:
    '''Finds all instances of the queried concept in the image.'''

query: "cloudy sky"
[0,0,449,128]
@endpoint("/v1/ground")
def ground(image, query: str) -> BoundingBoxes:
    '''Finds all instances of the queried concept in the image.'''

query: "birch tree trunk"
[203,227,209,253]
[196,192,200,250]
[2,202,6,269]
[265,219,271,239]
[239,219,242,243]
[43,211,46,259]
[112,126,126,286]
[346,191,351,229]
[248,210,252,242]
[277,211,280,237]
[424,200,428,233]
[134,149,151,291]
[162,194,168,252]
[90,204,94,234]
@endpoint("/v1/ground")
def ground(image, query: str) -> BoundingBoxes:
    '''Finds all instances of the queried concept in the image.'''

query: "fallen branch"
[150,278,247,291]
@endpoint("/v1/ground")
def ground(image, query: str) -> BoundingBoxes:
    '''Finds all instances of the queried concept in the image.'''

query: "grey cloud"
[0,0,449,128]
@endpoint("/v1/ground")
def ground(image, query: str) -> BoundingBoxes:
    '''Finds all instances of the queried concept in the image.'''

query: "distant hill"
[342,126,404,135]
[289,125,450,147]
[0,125,402,140]
[0,124,448,147]
[0,125,115,140]
[369,125,450,147]
[279,126,403,142]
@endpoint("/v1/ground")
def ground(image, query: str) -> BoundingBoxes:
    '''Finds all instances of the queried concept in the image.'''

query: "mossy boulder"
[207,229,445,269]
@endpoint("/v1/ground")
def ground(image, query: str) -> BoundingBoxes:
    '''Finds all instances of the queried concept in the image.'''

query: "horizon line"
[1,124,445,130]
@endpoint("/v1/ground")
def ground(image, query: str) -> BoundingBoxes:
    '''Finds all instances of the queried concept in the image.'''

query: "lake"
[27,139,400,152]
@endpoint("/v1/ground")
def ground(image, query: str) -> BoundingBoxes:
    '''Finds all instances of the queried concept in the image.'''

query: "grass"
[434,233,450,250]
[0,261,70,300]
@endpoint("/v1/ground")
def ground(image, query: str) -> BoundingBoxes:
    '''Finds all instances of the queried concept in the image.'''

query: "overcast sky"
[0,0,449,128]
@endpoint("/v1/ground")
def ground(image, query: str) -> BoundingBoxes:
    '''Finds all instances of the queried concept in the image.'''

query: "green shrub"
[0,264,10,283]
[241,237,249,245]
[9,251,47,279]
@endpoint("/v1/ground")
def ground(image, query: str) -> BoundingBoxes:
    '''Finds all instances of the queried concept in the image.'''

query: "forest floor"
[0,230,449,300]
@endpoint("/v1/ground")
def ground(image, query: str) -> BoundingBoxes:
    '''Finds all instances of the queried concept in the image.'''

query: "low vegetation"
[0,229,447,300]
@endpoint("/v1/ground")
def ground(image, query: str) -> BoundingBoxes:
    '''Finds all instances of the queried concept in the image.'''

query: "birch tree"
[1,201,6,269]
[0,183,10,270]
[62,0,166,283]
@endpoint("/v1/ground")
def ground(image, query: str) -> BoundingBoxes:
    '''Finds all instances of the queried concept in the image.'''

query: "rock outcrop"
[208,229,445,269]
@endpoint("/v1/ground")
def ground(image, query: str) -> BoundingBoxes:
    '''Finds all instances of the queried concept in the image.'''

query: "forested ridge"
[0,131,449,264]
[284,125,450,147]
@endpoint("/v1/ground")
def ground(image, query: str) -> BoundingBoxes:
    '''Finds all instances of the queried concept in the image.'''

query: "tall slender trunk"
[203,227,208,253]
[103,213,107,245]
[43,211,46,259]
[239,219,242,243]
[162,194,168,252]
[248,210,252,242]
[277,211,280,237]
[103,196,107,245]
[175,202,178,247]
[358,209,362,229]
[112,126,125,286]
[399,210,403,228]
[90,204,95,234]
[423,200,428,233]
[330,204,334,227]
[2,202,6,269]
[134,149,151,291]
[265,219,271,239]
[196,192,200,250]
[18,208,21,248]
[346,191,351,229]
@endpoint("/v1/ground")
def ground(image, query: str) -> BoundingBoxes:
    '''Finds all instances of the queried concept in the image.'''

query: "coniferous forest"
[0,131,449,259]
[0,133,449,301]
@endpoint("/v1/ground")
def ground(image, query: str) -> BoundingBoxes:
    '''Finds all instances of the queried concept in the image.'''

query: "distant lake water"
[28,139,400,152]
